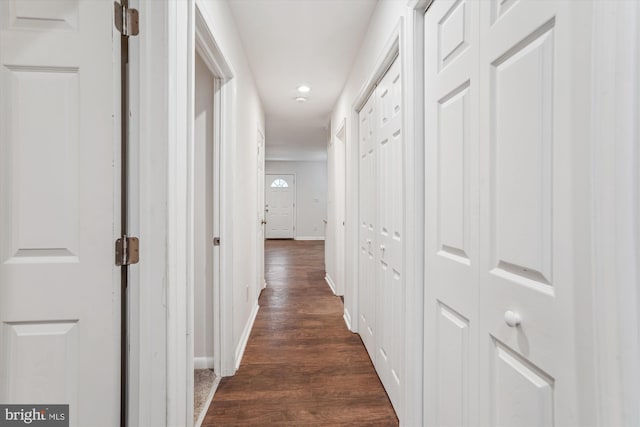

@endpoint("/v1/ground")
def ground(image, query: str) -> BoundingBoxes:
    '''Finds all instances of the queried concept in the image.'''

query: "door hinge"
[213,237,221,246]
[115,236,140,266]
[114,2,139,37]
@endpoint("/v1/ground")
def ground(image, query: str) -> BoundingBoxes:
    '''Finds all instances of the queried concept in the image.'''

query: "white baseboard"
[343,309,353,332]
[193,357,214,370]
[295,236,325,241]
[234,302,260,370]
[194,375,221,427]
[325,274,337,294]
[262,279,267,290]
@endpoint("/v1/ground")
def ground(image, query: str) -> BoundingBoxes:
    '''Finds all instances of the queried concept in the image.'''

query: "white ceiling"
[228,0,378,161]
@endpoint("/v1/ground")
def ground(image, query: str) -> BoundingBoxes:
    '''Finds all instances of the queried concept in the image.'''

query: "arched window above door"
[270,178,288,188]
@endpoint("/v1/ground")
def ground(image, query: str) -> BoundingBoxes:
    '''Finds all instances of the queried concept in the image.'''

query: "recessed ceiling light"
[295,96,308,102]
[297,85,311,93]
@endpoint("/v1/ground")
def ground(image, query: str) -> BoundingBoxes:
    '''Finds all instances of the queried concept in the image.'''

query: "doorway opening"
[188,5,236,426]
[193,50,219,425]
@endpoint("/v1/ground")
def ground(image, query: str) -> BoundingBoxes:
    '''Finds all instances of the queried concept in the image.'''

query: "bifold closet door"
[358,56,404,412]
[358,93,376,361]
[374,57,403,408]
[424,0,480,425]
[425,0,592,425]
[477,1,590,425]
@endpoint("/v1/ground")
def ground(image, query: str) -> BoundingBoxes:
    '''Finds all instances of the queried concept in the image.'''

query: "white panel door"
[265,174,294,239]
[0,1,119,425]
[424,0,479,425]
[478,1,588,425]
[358,93,376,361]
[425,0,592,425]
[374,57,403,409]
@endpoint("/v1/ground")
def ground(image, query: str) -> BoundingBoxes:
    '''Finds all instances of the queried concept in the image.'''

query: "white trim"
[165,0,192,425]
[235,302,260,370]
[193,375,221,427]
[345,113,359,333]
[324,274,337,295]
[129,1,173,425]
[343,310,353,332]
[335,118,346,141]
[257,127,266,307]
[334,117,347,297]
[590,2,640,425]
[193,357,215,370]
[295,236,325,241]
[403,2,426,426]
[186,0,196,421]
[194,0,237,379]
[352,26,401,112]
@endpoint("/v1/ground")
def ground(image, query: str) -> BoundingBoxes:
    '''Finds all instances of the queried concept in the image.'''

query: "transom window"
[270,178,289,188]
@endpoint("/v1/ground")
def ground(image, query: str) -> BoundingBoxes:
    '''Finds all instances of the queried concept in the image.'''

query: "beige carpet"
[194,369,216,424]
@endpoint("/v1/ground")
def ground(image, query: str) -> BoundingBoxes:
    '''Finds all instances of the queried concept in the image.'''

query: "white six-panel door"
[374,57,403,409]
[0,1,120,425]
[424,0,480,425]
[425,0,591,425]
[265,174,294,239]
[357,56,403,412]
[358,93,376,361]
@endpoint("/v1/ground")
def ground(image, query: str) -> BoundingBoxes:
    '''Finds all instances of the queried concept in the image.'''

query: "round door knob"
[504,310,521,327]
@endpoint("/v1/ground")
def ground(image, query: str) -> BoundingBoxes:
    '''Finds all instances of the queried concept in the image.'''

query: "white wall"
[193,53,214,366]
[197,0,265,368]
[265,161,327,240]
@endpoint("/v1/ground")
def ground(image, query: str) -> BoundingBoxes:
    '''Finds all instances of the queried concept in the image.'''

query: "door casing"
[129,1,237,426]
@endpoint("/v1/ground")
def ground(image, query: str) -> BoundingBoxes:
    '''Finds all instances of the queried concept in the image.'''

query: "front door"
[0,1,120,425]
[265,174,294,239]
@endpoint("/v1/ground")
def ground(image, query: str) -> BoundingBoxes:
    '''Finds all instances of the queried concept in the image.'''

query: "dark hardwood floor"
[202,239,398,426]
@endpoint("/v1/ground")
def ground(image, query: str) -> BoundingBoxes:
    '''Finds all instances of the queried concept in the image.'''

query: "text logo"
[0,405,68,427]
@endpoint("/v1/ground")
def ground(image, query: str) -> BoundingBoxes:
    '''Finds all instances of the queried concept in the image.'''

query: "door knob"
[504,310,521,327]
[261,219,267,225]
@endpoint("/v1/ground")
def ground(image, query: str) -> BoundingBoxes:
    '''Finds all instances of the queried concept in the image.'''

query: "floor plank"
[203,240,398,426]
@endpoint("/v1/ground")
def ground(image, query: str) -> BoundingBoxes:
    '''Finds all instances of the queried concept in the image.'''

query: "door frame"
[257,128,266,290]
[590,1,640,424]
[334,118,347,298]
[193,0,234,378]
[131,0,236,425]
[349,14,425,425]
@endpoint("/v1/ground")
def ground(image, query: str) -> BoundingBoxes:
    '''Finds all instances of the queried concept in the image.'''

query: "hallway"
[202,240,398,426]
